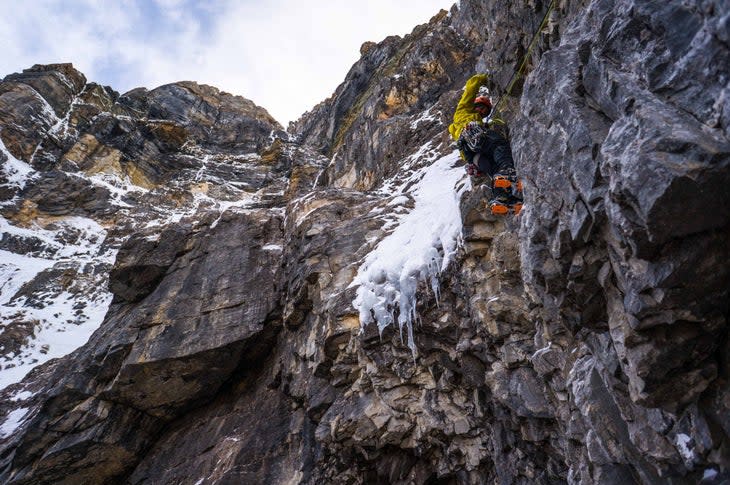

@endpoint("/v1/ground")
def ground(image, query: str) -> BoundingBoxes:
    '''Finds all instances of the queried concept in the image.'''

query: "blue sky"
[1,0,453,125]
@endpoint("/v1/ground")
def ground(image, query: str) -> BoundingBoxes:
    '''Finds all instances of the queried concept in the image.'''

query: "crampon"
[490,173,523,216]
[489,198,522,216]
[493,174,523,193]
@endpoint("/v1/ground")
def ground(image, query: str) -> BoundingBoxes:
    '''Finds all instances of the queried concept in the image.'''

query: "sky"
[0,0,454,126]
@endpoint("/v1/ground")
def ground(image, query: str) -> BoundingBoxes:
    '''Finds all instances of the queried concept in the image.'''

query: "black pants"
[468,129,515,177]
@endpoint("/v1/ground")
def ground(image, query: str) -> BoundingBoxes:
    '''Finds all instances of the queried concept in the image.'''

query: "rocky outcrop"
[120,81,281,154]
[512,0,730,481]
[0,64,87,161]
[291,10,469,190]
[0,0,728,484]
[0,62,284,395]
[0,211,284,484]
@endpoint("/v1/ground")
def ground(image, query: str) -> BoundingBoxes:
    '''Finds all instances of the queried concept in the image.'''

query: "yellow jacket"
[448,73,489,141]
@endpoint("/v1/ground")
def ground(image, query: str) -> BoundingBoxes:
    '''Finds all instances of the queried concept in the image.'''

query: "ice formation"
[351,149,467,354]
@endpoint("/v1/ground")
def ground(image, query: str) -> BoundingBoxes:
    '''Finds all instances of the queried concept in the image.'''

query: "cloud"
[0,0,453,125]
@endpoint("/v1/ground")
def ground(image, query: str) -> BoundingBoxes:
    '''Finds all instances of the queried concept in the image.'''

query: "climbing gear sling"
[485,0,555,217]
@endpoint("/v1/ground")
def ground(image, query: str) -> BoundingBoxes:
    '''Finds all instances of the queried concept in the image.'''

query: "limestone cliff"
[0,1,728,484]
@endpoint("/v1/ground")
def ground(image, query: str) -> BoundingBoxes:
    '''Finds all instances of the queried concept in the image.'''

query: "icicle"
[351,150,465,356]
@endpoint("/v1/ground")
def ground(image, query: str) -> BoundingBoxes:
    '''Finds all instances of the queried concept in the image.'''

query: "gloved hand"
[466,163,484,177]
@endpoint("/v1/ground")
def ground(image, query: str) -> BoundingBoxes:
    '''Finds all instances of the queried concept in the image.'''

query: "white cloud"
[0,0,453,125]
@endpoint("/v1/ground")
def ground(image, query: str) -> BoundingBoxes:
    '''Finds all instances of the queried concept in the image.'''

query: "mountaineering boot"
[493,175,523,193]
[493,169,523,215]
[490,171,524,216]
[489,185,511,215]
[493,169,522,194]
[489,198,510,215]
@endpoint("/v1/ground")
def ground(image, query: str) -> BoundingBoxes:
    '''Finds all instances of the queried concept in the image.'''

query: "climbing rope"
[489,0,557,123]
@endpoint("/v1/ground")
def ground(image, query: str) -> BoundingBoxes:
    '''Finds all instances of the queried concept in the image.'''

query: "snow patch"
[142,190,255,230]
[0,216,117,391]
[0,289,115,391]
[0,136,35,190]
[0,250,56,305]
[84,172,147,205]
[194,154,212,182]
[209,196,257,229]
[33,90,61,127]
[409,106,440,130]
[313,153,337,188]
[0,407,30,438]
[351,150,466,355]
[376,141,441,196]
[48,87,86,139]
[387,195,410,206]
[675,433,694,463]
[703,468,718,480]
[10,390,34,402]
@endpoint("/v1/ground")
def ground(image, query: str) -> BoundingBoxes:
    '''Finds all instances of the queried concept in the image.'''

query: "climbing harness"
[488,0,557,125]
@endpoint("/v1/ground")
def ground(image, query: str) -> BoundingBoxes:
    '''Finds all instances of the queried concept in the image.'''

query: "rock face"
[512,0,730,481]
[0,61,285,393]
[0,1,728,484]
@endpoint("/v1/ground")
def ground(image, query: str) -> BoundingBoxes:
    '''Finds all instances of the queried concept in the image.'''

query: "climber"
[448,74,522,215]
